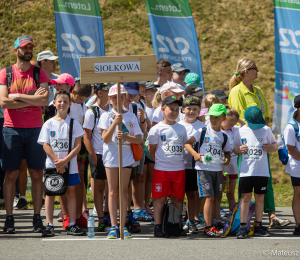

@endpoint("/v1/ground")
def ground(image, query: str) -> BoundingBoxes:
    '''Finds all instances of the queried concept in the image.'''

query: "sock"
[256,221,262,226]
[134,207,142,212]
[6,215,13,220]
[215,220,221,223]
[48,223,54,226]
[104,211,109,217]
[68,222,75,227]
[190,220,195,224]
[20,196,26,200]
[99,216,106,222]
[205,226,212,230]
[33,214,40,219]
[240,223,246,226]
[155,224,162,229]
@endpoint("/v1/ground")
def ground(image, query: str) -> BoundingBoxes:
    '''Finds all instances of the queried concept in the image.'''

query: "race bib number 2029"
[162,141,183,158]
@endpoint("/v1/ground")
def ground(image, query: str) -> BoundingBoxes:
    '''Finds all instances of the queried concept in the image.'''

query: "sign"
[94,62,141,73]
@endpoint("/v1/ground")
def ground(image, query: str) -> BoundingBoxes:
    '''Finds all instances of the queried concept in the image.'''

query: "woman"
[228,58,291,228]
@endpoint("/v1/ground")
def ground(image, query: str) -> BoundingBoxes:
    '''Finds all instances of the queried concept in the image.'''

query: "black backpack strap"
[222,133,228,150]
[192,127,206,169]
[33,66,40,88]
[89,105,100,133]
[132,103,138,117]
[67,118,74,172]
[139,100,145,110]
[6,66,13,90]
[199,127,207,149]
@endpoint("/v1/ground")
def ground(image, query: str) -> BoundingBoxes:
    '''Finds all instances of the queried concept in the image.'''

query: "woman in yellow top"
[229,58,291,228]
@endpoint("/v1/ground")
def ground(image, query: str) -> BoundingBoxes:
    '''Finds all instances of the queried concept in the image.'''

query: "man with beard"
[0,35,50,234]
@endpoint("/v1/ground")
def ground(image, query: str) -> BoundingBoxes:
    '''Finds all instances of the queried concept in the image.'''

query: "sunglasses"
[248,66,258,71]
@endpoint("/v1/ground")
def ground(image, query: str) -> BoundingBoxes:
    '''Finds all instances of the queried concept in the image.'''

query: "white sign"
[94,62,141,73]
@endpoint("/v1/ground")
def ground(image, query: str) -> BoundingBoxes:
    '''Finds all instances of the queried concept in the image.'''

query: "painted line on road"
[253,237,300,240]
[42,238,150,241]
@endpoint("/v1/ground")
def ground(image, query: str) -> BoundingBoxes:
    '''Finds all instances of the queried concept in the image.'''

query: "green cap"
[184,73,200,86]
[207,104,227,116]
[182,96,201,107]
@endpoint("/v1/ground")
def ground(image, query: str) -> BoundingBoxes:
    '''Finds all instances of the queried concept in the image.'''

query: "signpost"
[80,55,156,239]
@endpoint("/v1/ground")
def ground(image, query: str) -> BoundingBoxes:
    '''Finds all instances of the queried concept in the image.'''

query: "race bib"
[230,150,238,158]
[162,141,183,158]
[244,145,263,161]
[51,138,69,154]
[205,143,222,159]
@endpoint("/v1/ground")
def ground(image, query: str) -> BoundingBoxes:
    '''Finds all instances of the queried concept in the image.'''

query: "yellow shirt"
[228,81,269,123]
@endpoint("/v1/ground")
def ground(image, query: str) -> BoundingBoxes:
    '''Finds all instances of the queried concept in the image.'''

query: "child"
[99,84,143,239]
[185,104,231,238]
[283,95,300,236]
[184,84,208,105]
[233,106,277,238]
[200,94,220,125]
[178,96,205,234]
[211,90,228,105]
[155,60,173,88]
[83,83,111,232]
[144,82,158,124]
[38,90,86,237]
[148,95,188,237]
[171,63,190,85]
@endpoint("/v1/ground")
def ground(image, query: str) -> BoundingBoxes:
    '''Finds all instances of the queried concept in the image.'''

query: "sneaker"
[198,214,205,222]
[13,197,19,208]
[125,218,141,233]
[3,216,15,234]
[97,219,109,232]
[63,215,69,230]
[14,198,27,210]
[236,225,247,239]
[254,224,270,237]
[67,224,86,236]
[204,227,225,238]
[214,222,224,231]
[107,226,119,239]
[154,225,165,237]
[33,216,44,233]
[293,225,300,236]
[188,221,198,234]
[124,226,132,238]
[128,214,140,227]
[183,222,189,231]
[57,211,64,222]
[144,207,154,216]
[133,210,153,222]
[93,206,97,215]
[76,214,87,229]
[105,214,112,227]
[195,219,205,230]
[42,225,55,237]
[220,208,229,219]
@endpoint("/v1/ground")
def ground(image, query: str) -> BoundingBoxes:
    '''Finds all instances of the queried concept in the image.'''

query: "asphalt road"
[0,207,299,260]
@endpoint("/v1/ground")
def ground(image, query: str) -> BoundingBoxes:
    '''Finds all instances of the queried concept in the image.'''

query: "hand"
[113,114,123,126]
[54,158,67,169]
[57,167,66,174]
[117,130,127,141]
[194,153,203,163]
[222,157,230,166]
[138,109,145,121]
[8,93,21,100]
[240,145,248,154]
[34,87,47,96]
[92,154,98,167]
[262,143,274,153]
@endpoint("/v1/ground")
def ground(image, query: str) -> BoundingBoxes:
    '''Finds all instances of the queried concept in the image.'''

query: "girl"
[38,90,86,237]
[99,84,143,239]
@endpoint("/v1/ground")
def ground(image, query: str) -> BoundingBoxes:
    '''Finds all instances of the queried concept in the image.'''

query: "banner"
[145,0,205,90]
[272,1,300,134]
[53,0,105,78]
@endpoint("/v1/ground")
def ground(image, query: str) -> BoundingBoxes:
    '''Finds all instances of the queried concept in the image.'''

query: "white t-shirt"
[233,125,276,177]
[178,120,206,169]
[152,106,183,124]
[193,125,231,172]
[48,73,59,105]
[284,121,300,177]
[37,116,84,174]
[83,103,111,155]
[146,107,154,123]
[222,126,240,175]
[99,109,143,167]
[85,95,97,108]
[69,102,87,126]
[148,122,188,171]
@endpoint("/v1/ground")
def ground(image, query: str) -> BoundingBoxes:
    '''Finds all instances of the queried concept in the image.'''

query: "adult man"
[0,35,50,234]
[37,50,59,104]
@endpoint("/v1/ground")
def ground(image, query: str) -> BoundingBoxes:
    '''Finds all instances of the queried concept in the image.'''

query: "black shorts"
[130,166,137,180]
[291,176,300,186]
[239,176,268,195]
[144,156,154,165]
[88,154,107,180]
[185,169,198,192]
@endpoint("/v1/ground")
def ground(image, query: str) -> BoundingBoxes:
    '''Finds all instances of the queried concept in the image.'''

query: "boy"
[148,96,188,237]
[178,96,205,234]
[211,90,228,105]
[185,104,231,238]
[171,63,190,86]
[233,106,277,238]
[184,84,208,105]
[283,96,300,236]
[155,60,173,88]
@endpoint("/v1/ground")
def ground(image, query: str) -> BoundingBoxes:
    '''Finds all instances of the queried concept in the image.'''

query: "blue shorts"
[69,173,81,186]
[2,127,45,171]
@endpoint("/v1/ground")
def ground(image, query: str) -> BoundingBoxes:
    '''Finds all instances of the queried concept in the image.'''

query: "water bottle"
[26,176,31,191]
[201,155,225,165]
[222,172,229,193]
[87,214,95,239]
[277,134,284,150]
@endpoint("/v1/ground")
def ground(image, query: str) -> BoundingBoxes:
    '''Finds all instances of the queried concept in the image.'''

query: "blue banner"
[145,0,205,90]
[54,0,105,78]
[272,2,300,134]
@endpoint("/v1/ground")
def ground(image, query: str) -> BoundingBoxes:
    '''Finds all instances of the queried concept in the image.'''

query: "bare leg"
[226,179,236,210]
[66,185,76,224]
[45,195,55,225]
[203,195,214,227]
[76,169,84,218]
[153,196,167,224]
[93,178,105,218]
[171,195,183,213]
[4,170,19,216]
[18,159,27,197]
[59,195,68,215]
[144,162,154,208]
[240,193,252,223]
[28,169,43,214]
[292,186,300,224]
[254,193,265,225]
[214,196,222,221]
[104,180,109,213]
[186,191,196,221]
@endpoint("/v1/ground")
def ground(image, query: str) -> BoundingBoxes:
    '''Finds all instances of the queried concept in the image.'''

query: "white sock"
[20,196,26,200]
[134,207,142,212]
[68,222,75,227]
[48,223,54,226]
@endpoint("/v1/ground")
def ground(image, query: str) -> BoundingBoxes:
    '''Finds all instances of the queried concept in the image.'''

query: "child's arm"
[184,136,203,163]
[117,131,143,144]
[84,128,97,166]
[101,114,122,144]
[223,151,231,166]
[286,145,300,161]
[233,145,248,155]
[146,117,152,132]
[238,119,246,126]
[149,144,157,162]
[43,143,59,162]
[137,109,147,134]
[262,142,278,153]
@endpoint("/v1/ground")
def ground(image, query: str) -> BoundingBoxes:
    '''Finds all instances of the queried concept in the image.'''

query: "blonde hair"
[204,94,220,109]
[152,91,162,109]
[226,107,240,120]
[229,58,256,90]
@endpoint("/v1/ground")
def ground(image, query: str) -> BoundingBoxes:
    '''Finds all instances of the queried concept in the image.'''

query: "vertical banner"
[145,0,205,90]
[53,0,105,78]
[272,1,300,134]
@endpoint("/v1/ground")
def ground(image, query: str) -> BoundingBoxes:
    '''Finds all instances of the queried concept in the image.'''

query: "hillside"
[0,0,288,182]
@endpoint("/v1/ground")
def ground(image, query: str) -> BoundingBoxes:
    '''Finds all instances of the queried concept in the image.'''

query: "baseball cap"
[171,63,190,73]
[184,84,208,98]
[93,83,111,93]
[184,73,200,86]
[293,95,300,118]
[14,35,37,48]
[108,84,126,96]
[37,50,59,62]
[182,96,201,107]
[123,82,140,95]
[138,81,147,85]
[160,82,185,94]
[207,104,227,117]
[145,82,157,90]
[162,95,182,107]
[51,73,75,86]
[211,89,228,100]
[244,106,266,130]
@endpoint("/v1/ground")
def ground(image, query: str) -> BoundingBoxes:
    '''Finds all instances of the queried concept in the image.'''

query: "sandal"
[269,218,292,228]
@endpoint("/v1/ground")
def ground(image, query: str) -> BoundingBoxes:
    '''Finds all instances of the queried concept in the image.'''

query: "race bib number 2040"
[162,141,183,158]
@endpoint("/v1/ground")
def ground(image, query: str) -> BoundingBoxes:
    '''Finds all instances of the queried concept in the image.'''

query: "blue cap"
[123,82,140,95]
[14,35,37,48]
[244,106,265,130]
[90,214,93,217]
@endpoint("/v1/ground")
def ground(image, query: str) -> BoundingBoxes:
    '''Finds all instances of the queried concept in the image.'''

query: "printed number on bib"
[51,138,69,153]
[163,141,183,158]
[206,144,222,157]
[244,146,263,161]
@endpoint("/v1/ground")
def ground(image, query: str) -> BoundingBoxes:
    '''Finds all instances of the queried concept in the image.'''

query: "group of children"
[36,59,300,239]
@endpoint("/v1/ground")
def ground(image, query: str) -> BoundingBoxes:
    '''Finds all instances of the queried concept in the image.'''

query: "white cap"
[37,50,59,62]
[108,84,126,96]
[159,82,185,94]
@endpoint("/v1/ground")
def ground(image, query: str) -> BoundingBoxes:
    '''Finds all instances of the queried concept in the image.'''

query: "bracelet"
[140,119,146,124]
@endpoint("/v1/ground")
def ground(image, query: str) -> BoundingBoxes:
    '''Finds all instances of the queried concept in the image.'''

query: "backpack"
[131,103,138,117]
[6,65,40,90]
[89,105,101,133]
[192,127,228,168]
[278,119,299,165]
[162,202,182,237]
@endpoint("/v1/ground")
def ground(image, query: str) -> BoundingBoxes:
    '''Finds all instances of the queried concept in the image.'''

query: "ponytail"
[152,90,162,109]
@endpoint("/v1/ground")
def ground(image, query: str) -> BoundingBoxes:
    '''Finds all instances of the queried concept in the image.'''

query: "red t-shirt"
[0,65,50,128]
